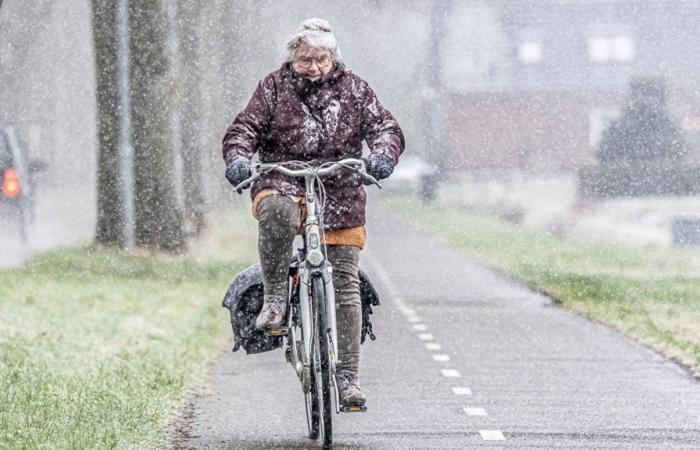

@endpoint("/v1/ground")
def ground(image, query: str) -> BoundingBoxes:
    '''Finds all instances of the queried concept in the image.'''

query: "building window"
[588,37,611,63]
[587,26,635,64]
[612,36,635,62]
[517,29,543,65]
[519,41,542,64]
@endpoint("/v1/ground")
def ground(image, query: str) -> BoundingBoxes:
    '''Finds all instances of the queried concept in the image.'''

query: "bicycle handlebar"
[233,158,382,193]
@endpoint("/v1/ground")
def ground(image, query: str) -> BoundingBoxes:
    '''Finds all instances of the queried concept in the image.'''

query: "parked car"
[383,155,439,202]
[0,127,34,240]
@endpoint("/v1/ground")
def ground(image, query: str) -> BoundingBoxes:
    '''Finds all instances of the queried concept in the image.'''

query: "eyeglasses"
[295,55,332,69]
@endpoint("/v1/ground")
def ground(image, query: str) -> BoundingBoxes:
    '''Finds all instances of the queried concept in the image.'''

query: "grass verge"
[384,197,700,376]
[0,243,247,449]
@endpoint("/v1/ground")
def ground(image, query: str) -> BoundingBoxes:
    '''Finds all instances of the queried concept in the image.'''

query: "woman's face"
[292,42,333,81]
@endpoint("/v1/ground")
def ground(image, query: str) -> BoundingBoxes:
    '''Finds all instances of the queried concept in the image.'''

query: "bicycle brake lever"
[233,170,263,194]
[361,171,382,189]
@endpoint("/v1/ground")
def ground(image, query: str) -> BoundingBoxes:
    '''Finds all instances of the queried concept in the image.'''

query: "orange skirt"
[252,189,366,249]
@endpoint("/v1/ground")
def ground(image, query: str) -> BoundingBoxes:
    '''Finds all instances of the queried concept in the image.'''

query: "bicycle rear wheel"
[312,275,333,448]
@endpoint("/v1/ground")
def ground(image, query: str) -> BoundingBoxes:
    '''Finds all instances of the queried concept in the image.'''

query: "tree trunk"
[177,0,205,236]
[424,0,451,174]
[91,0,124,245]
[129,1,185,252]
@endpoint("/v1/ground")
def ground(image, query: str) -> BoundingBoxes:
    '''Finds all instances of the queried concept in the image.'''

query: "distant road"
[174,206,700,449]
[0,186,94,268]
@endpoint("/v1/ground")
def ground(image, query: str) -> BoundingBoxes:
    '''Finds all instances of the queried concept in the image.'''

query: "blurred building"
[441,0,700,173]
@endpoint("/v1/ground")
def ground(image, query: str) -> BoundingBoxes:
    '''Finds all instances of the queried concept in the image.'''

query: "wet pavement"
[175,206,700,449]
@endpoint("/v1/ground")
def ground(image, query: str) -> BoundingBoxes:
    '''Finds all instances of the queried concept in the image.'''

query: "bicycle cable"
[256,159,363,262]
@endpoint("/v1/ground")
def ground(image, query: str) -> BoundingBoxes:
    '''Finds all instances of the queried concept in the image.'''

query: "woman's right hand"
[225,155,252,187]
[363,153,394,180]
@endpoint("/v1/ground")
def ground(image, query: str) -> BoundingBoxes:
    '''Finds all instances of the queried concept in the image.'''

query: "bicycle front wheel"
[305,350,321,440]
[312,275,333,449]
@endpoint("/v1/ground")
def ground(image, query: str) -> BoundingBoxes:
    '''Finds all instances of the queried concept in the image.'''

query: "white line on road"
[440,369,461,378]
[412,324,428,331]
[463,407,488,416]
[451,387,472,396]
[433,354,450,362]
[363,253,414,316]
[400,307,415,316]
[364,249,505,444]
[479,430,506,441]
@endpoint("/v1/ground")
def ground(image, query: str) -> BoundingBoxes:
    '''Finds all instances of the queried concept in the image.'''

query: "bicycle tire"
[312,275,333,449]
[306,355,321,439]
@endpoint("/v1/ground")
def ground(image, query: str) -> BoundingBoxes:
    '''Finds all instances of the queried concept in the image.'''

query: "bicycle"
[233,158,380,449]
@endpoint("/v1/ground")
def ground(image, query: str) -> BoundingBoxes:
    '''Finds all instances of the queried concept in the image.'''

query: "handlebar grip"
[233,174,260,193]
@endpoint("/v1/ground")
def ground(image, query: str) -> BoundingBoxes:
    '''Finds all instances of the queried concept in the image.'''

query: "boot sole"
[340,404,367,413]
[263,326,288,337]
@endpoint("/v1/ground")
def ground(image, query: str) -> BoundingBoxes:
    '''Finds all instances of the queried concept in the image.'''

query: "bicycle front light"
[307,250,324,267]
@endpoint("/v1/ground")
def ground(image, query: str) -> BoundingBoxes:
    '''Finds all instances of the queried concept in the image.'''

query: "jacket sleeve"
[359,80,406,166]
[222,77,275,163]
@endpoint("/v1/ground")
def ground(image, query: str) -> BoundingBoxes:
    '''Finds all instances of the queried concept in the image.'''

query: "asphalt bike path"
[175,206,700,449]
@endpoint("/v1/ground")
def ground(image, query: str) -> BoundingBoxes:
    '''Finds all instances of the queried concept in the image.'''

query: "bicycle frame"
[298,172,339,374]
[278,173,339,412]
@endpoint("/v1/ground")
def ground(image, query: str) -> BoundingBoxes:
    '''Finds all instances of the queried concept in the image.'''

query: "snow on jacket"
[222,62,405,229]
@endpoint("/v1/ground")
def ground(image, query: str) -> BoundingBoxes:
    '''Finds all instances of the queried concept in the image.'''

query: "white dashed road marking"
[479,430,506,441]
[440,369,461,378]
[463,407,488,417]
[364,253,506,443]
[451,387,472,396]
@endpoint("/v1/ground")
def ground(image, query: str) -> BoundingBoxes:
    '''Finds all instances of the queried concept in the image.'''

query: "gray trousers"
[257,195,362,377]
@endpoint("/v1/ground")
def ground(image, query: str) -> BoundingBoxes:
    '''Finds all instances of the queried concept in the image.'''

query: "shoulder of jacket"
[342,71,374,101]
[343,71,368,86]
[256,69,285,105]
[261,68,284,88]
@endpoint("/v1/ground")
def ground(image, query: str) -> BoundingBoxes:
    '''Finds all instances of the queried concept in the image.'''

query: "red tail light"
[2,168,20,198]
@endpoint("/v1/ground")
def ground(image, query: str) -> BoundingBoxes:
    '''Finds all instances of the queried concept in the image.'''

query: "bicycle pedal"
[266,327,288,337]
[340,405,367,413]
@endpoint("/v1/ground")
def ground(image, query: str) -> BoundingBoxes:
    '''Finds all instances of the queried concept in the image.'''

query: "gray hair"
[286,18,343,62]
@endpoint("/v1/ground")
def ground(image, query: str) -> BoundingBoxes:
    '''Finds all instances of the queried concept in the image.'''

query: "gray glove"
[363,153,394,180]
[225,155,251,187]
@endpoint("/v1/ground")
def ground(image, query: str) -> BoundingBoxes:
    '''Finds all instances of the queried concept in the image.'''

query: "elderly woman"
[222,18,404,407]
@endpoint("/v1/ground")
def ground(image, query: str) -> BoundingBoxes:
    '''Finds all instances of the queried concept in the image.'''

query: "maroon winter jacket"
[222,62,405,229]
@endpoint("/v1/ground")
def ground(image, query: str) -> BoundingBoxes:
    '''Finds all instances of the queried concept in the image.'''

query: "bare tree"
[176,0,206,236]
[91,0,124,245]
[0,1,56,135]
[424,0,452,173]
[129,1,186,251]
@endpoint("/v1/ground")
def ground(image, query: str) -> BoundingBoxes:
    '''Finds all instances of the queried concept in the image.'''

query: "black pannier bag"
[222,263,381,354]
[359,269,380,344]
